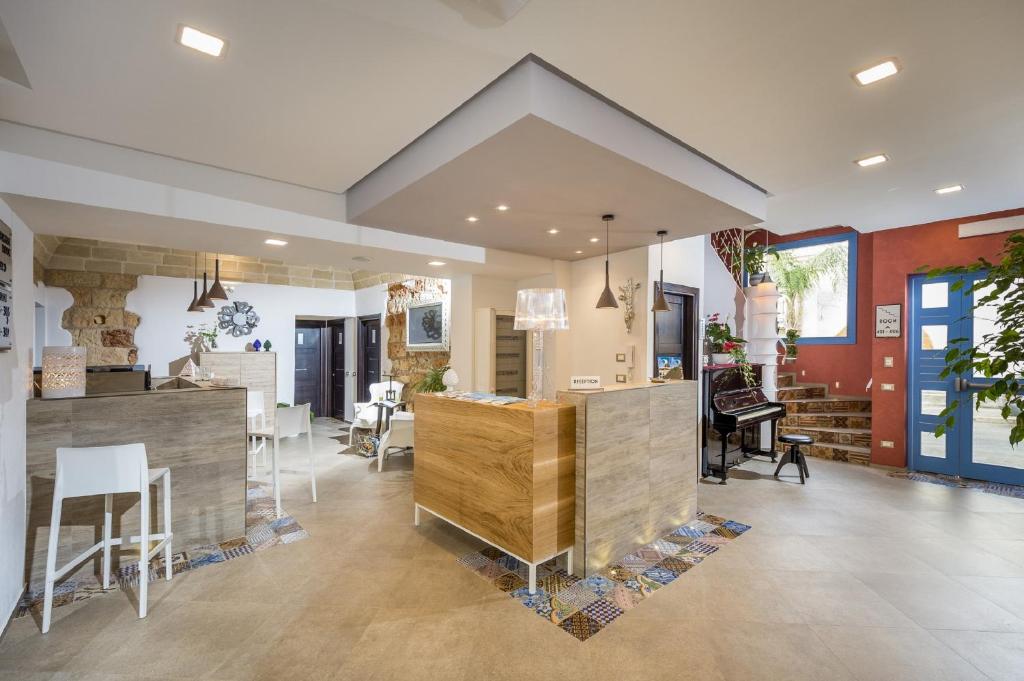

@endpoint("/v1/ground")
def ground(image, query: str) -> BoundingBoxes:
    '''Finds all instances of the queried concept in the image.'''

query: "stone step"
[778,425,872,449]
[777,384,828,401]
[777,372,796,388]
[782,412,872,430]
[783,397,873,414]
[802,442,872,466]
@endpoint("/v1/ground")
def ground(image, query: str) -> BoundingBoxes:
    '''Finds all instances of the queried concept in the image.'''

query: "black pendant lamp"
[651,230,670,312]
[208,253,229,300]
[187,252,202,312]
[197,252,215,308]
[596,214,619,309]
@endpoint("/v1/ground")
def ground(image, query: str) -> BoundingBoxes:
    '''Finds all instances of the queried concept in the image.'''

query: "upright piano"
[701,363,786,483]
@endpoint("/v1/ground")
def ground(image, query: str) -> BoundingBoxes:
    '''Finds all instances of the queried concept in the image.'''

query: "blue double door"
[908,273,1024,484]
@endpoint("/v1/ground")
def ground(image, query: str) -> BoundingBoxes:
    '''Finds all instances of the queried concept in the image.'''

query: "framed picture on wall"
[406,299,448,351]
[875,303,901,338]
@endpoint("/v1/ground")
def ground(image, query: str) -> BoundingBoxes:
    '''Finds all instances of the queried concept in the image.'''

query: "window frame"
[769,232,858,346]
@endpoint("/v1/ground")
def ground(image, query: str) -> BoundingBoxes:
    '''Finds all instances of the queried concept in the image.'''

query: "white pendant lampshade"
[41,346,87,399]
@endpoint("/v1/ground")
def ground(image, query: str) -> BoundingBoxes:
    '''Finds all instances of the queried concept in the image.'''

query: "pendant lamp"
[651,230,670,312]
[197,252,215,308]
[595,214,618,309]
[208,253,229,300]
[187,252,202,312]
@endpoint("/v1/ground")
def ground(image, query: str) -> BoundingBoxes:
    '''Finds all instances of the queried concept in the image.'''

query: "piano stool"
[774,434,813,484]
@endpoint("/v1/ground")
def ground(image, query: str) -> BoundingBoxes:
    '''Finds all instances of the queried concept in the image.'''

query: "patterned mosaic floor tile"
[560,611,604,641]
[480,546,505,560]
[455,510,750,641]
[581,598,624,626]
[888,471,1024,498]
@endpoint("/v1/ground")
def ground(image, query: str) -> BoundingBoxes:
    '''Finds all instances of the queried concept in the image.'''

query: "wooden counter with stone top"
[413,393,575,590]
[557,380,699,576]
[24,381,247,586]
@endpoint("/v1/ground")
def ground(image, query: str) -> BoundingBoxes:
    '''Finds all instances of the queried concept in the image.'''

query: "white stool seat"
[378,412,414,472]
[42,443,173,634]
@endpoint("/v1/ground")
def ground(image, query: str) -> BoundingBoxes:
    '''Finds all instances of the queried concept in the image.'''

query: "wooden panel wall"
[25,387,247,586]
[200,351,276,429]
[558,381,699,576]
[413,394,575,563]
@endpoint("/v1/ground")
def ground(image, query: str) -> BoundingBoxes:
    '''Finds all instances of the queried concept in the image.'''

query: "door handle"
[955,377,988,391]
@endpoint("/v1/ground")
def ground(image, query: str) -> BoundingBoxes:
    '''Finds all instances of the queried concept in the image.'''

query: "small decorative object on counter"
[41,346,87,399]
[252,339,262,351]
[441,367,459,392]
[179,358,198,377]
[263,339,272,352]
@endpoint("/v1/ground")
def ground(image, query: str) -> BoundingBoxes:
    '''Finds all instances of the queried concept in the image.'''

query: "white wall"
[702,237,745,335]
[449,274,519,392]
[0,198,34,624]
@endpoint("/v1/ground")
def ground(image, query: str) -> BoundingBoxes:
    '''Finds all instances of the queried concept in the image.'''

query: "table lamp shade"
[41,346,87,399]
[514,288,569,331]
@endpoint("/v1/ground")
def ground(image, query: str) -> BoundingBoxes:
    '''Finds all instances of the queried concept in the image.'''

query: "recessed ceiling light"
[853,59,899,86]
[466,216,479,223]
[589,237,600,243]
[495,205,509,211]
[176,25,227,57]
[855,154,889,167]
[547,228,559,234]
[264,238,288,246]
[428,260,446,266]
[575,250,583,254]
[935,184,963,195]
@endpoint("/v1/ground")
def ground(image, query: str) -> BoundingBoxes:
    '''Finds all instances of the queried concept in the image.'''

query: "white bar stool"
[42,443,173,634]
[247,390,269,471]
[272,403,316,517]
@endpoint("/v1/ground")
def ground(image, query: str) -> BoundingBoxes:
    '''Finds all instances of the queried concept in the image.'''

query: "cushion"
[779,434,814,445]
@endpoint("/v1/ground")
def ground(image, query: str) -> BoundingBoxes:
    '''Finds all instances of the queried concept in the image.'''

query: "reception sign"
[569,375,602,390]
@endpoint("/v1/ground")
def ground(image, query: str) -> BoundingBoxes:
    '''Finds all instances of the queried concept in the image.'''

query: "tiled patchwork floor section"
[15,481,308,617]
[889,470,1024,499]
[457,511,750,641]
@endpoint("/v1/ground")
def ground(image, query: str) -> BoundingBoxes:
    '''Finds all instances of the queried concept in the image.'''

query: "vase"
[711,353,732,365]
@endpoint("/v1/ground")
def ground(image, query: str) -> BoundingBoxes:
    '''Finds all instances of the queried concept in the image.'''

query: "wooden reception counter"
[413,393,575,592]
[557,380,699,576]
[24,380,247,585]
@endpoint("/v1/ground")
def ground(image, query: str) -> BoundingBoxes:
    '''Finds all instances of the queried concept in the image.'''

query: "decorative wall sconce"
[41,346,87,399]
[617,277,641,334]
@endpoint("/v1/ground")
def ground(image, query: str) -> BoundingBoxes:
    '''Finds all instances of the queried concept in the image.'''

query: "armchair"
[349,381,405,446]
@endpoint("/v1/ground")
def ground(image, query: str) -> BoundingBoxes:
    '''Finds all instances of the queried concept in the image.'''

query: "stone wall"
[386,278,450,401]
[44,269,140,365]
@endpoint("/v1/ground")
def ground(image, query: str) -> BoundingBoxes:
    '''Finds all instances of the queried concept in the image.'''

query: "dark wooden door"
[358,315,382,402]
[327,319,346,419]
[652,282,700,380]
[295,321,325,417]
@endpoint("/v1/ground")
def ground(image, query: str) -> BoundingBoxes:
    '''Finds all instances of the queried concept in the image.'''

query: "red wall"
[869,208,1024,466]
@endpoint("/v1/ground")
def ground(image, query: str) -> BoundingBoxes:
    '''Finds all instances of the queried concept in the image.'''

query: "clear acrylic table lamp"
[513,288,569,406]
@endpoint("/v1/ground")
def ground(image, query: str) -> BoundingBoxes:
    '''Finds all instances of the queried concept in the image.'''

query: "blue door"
[909,274,1024,484]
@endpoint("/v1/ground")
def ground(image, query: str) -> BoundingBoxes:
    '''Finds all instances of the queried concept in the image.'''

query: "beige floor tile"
[930,629,1024,681]
[767,570,918,628]
[953,575,1024,620]
[810,624,989,681]
[708,622,855,681]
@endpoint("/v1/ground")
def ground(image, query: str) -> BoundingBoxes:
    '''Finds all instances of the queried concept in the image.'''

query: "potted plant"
[726,340,757,387]
[705,313,746,364]
[415,364,448,393]
[744,244,777,285]
[783,328,800,363]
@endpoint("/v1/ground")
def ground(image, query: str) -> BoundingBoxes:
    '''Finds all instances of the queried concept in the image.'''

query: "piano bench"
[775,435,813,484]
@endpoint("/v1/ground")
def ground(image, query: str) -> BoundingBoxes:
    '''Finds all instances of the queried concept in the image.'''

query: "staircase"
[776,372,872,465]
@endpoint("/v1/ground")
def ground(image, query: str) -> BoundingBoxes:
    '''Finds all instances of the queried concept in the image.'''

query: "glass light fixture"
[596,214,618,309]
[514,288,569,406]
[651,229,670,312]
[41,346,87,398]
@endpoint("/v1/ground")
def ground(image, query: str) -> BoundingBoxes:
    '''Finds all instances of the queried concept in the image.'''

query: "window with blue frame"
[765,232,857,345]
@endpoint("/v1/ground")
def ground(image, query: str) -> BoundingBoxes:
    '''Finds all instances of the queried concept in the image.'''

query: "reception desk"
[413,393,575,592]
[557,380,699,576]
[24,381,247,586]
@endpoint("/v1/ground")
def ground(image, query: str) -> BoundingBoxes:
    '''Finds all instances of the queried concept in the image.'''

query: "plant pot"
[748,272,766,286]
[711,353,732,365]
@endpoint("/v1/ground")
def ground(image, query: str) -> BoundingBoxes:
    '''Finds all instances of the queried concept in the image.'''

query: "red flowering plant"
[705,313,755,386]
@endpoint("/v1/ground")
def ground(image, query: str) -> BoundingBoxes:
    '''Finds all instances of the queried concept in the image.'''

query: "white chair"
[42,443,172,634]
[271,403,316,517]
[349,381,406,446]
[378,412,414,472]
[247,390,270,472]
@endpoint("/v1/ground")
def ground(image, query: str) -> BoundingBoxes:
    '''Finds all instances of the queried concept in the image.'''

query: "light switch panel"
[881,383,895,391]
[883,356,894,368]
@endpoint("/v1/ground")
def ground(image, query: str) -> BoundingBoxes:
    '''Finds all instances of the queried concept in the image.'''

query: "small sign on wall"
[875,304,901,338]
[569,375,602,390]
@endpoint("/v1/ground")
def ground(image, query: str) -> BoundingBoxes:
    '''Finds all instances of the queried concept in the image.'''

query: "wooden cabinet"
[200,351,276,428]
[413,393,575,590]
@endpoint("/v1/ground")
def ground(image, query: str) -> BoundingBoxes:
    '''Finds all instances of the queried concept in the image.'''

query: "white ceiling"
[1,0,1023,235]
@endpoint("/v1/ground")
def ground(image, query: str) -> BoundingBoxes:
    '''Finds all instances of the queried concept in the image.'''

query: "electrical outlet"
[615,374,627,383]
[880,440,895,448]
[881,383,895,391]
[883,356,895,368]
